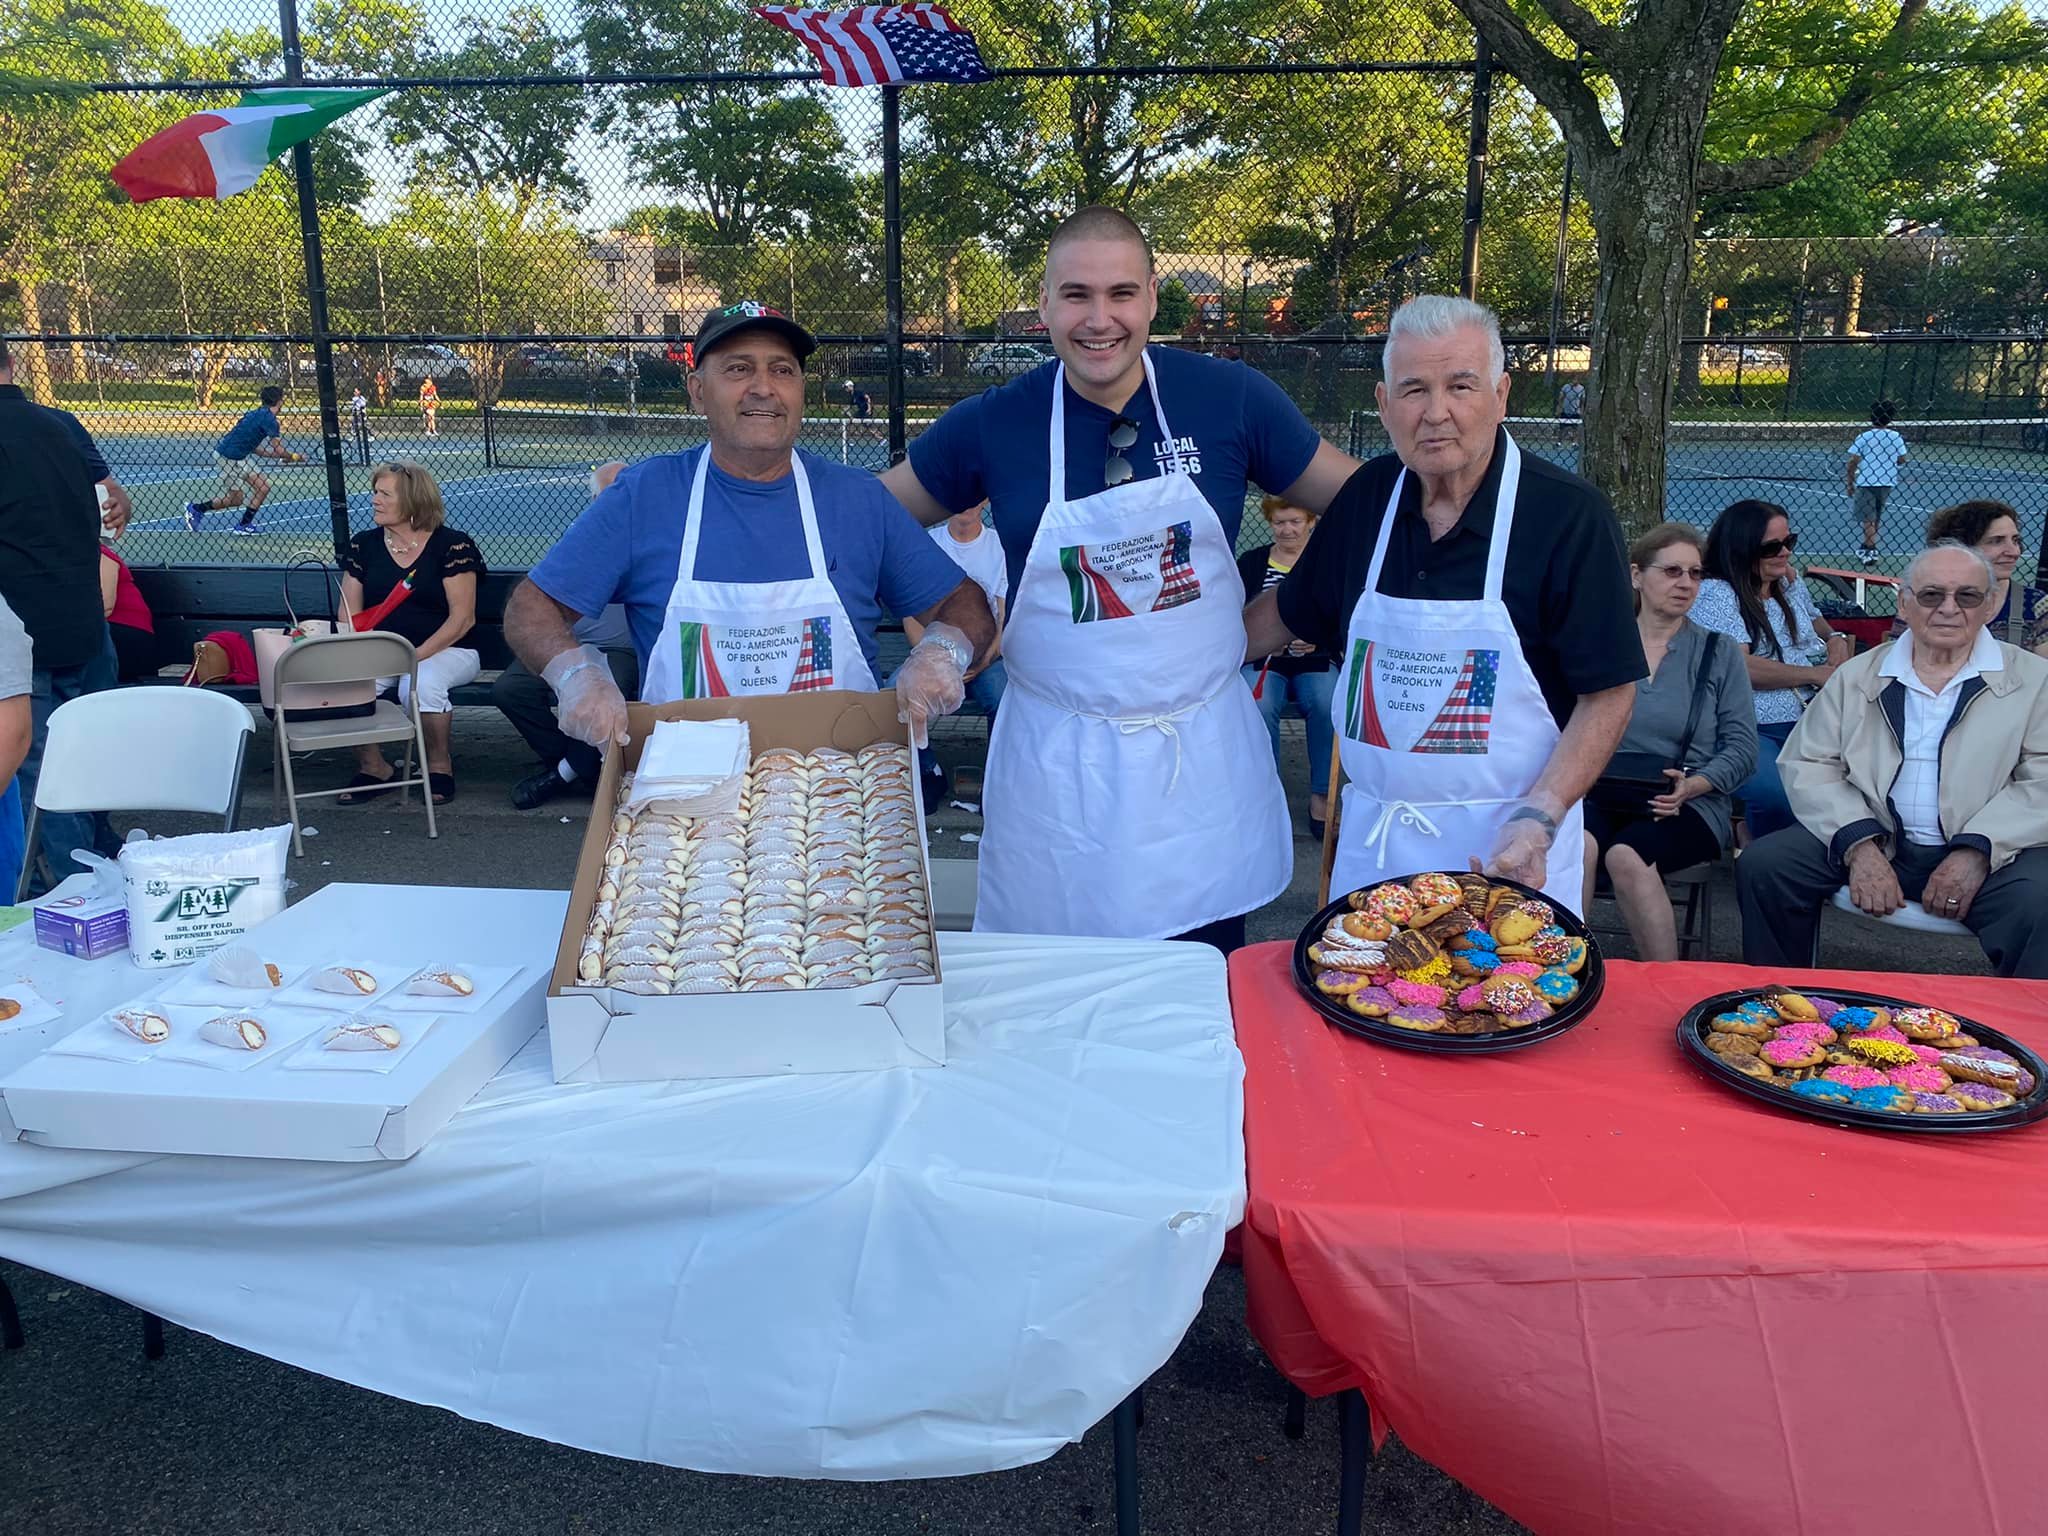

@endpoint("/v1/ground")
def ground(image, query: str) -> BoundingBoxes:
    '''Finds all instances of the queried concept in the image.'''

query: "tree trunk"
[943,251,962,377]
[64,286,86,383]
[1580,69,1718,533]
[14,280,56,404]
[1844,269,1864,334]
[199,353,228,409]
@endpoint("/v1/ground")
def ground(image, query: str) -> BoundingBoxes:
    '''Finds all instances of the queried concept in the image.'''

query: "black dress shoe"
[512,764,583,810]
[1309,817,1327,842]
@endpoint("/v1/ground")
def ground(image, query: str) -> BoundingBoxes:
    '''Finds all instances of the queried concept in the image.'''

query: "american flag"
[754,5,994,86]
[1153,521,1201,611]
[791,616,835,691]
[1414,648,1499,754]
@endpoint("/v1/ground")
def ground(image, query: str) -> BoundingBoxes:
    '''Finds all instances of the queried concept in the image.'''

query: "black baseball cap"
[693,301,816,365]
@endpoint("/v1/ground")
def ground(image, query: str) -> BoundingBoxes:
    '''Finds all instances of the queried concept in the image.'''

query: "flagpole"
[882,82,906,465]
[278,0,351,560]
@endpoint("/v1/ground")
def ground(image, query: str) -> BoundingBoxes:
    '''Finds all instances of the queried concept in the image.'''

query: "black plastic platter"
[1290,872,1606,1054]
[1677,987,2048,1133]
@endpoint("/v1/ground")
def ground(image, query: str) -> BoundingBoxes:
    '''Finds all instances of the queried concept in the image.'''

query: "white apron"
[639,447,877,703]
[1328,432,1585,907]
[975,354,1291,938]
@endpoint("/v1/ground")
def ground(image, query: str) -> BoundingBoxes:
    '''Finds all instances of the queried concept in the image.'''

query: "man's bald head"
[1046,205,1154,275]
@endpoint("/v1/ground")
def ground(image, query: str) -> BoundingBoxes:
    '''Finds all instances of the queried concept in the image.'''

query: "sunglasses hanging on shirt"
[1105,415,1140,487]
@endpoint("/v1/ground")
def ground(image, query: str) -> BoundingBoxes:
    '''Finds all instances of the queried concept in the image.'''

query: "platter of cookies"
[1679,986,2048,1133]
[1290,871,1604,1053]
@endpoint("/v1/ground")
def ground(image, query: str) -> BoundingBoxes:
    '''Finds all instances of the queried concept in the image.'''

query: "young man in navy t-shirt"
[877,208,1362,952]
[188,384,300,535]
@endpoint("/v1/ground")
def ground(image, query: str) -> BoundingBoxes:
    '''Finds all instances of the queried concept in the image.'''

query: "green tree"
[0,0,188,401]
[579,0,859,242]
[1448,0,1967,525]
[304,0,589,221]
[1155,277,1194,333]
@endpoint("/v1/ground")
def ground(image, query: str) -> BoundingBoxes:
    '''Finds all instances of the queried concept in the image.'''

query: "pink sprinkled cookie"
[1455,983,1488,1011]
[1385,978,1447,1008]
[1820,1063,1887,1089]
[1862,1025,1910,1045]
[1359,883,1417,924]
[1494,960,1541,978]
[1887,1063,1952,1093]
[1760,1037,1826,1069]
[1772,1020,1838,1046]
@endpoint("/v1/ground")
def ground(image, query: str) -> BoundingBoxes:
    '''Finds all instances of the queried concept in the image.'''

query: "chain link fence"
[6,0,2047,586]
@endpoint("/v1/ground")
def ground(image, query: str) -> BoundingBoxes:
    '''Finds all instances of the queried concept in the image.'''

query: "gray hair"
[1902,538,1994,595]
[1386,294,1506,380]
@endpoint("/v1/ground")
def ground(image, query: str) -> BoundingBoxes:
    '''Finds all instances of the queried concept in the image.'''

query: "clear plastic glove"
[1481,801,1559,888]
[543,644,630,750]
[895,622,970,749]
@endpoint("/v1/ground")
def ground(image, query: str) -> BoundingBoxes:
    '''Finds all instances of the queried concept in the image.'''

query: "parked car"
[516,345,586,379]
[1701,344,1787,369]
[968,342,1050,378]
[77,348,139,378]
[391,344,473,381]
[221,354,279,379]
[844,345,933,377]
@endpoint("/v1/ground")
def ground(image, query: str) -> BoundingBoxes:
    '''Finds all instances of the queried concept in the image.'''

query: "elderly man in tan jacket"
[1738,540,2048,977]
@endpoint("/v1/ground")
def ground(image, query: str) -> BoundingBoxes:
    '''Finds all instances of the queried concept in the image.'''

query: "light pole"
[1239,258,1254,344]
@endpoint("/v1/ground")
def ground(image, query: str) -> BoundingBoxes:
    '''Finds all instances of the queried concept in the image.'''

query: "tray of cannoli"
[1291,871,1605,1053]
[1679,986,2048,1132]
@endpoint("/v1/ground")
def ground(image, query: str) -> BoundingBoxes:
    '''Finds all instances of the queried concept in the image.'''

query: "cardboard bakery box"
[0,883,561,1162]
[545,691,946,1084]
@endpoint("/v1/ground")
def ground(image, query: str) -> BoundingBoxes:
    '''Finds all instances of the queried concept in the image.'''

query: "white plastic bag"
[116,825,293,969]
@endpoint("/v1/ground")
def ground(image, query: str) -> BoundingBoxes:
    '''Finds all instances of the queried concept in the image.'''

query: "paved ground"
[0,706,1988,1534]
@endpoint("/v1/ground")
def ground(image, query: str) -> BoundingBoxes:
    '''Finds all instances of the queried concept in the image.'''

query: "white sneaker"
[1859,548,1878,567]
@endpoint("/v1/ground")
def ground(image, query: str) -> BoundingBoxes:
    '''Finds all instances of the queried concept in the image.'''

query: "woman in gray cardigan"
[1582,523,1759,959]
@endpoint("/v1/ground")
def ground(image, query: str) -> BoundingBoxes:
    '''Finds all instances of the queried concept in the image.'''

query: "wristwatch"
[1505,805,1559,837]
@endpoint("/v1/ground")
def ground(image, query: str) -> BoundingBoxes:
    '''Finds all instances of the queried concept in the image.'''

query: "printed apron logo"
[678,616,835,697]
[1345,641,1499,754]
[1059,521,1202,623]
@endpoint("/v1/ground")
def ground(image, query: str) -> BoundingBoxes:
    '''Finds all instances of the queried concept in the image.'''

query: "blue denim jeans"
[1242,663,1337,798]
[0,778,23,904]
[1736,719,1798,840]
[22,628,119,893]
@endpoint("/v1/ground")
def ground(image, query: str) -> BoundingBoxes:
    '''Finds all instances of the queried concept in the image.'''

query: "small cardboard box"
[34,889,129,960]
[546,691,946,1084]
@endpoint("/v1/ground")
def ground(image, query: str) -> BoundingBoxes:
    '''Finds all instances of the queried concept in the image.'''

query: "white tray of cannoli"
[546,694,945,1085]
[0,905,550,1161]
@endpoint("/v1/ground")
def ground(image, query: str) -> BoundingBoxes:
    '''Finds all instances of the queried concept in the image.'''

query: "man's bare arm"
[505,577,586,674]
[1243,587,1300,662]
[1277,440,1362,515]
[880,459,955,529]
[911,576,997,670]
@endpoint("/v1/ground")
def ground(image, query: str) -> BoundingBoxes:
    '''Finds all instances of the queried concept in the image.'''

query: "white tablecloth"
[0,884,1245,1479]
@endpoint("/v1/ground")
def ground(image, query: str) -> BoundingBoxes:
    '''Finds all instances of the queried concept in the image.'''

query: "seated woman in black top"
[337,461,484,805]
[1238,494,1339,839]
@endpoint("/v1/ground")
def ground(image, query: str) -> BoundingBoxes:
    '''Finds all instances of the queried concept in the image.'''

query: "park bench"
[127,565,980,715]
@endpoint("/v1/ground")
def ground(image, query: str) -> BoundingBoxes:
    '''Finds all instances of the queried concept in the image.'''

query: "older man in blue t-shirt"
[507,302,994,759]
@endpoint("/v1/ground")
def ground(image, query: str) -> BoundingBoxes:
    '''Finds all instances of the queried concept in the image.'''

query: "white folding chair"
[1822,884,1975,954]
[271,632,437,856]
[17,686,254,901]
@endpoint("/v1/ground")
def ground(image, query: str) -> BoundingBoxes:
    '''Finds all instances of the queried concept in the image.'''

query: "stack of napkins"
[624,718,752,815]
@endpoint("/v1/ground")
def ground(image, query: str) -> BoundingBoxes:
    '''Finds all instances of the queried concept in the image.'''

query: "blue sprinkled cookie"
[1830,1007,1882,1033]
[1736,1000,1778,1021]
[1850,1084,1915,1113]
[1534,967,1579,1004]
[1461,930,1498,951]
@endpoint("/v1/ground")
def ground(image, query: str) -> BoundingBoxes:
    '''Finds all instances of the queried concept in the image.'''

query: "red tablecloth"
[1233,943,2048,1536]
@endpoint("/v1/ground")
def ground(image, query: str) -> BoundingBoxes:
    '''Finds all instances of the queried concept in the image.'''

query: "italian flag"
[111,88,388,202]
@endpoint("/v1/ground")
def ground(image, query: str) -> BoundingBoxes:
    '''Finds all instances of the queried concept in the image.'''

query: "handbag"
[1590,632,1723,813]
[254,559,376,721]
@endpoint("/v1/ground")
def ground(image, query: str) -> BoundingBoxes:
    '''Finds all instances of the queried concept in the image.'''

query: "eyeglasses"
[1907,586,1988,611]
[1105,415,1139,487]
[1756,534,1799,557]
[1650,563,1705,581]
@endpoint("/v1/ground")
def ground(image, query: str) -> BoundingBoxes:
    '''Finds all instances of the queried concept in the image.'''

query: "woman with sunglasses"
[1582,524,1756,957]
[1694,499,1852,840]
[1920,500,2048,657]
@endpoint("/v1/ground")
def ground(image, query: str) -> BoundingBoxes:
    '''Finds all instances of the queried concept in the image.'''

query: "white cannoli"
[112,1007,171,1043]
[405,966,475,997]
[325,1020,403,1051]
[311,965,379,996]
[199,1012,268,1050]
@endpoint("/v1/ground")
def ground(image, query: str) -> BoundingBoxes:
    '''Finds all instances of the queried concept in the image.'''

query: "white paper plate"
[44,1004,211,1065]
[0,979,63,1033]
[280,1013,441,1074]
[152,961,311,1010]
[152,1006,335,1073]
[378,963,525,1015]
[270,962,409,1013]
